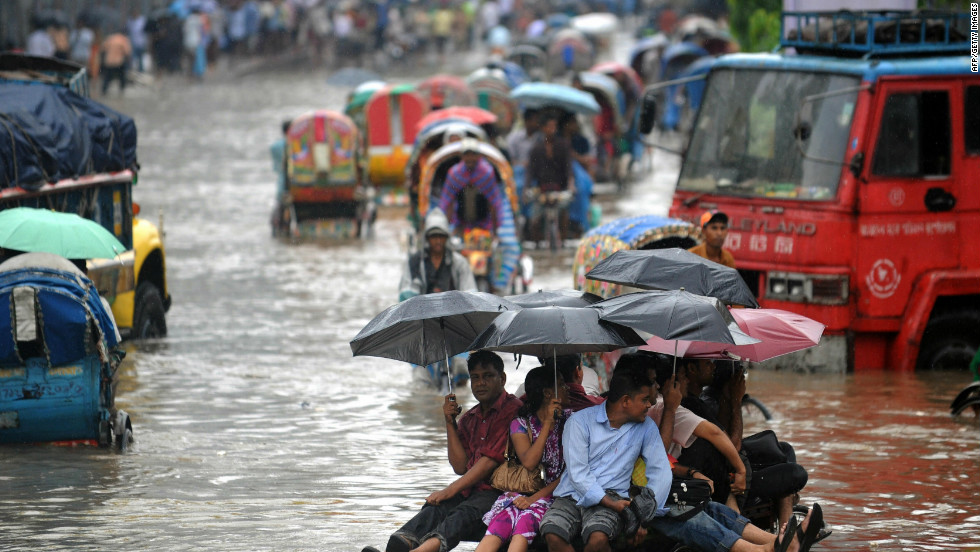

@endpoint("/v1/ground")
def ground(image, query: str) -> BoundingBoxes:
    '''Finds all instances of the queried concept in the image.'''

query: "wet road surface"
[0,57,978,552]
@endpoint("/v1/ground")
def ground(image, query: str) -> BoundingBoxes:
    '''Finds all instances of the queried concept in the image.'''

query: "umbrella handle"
[553,349,560,423]
[442,319,455,400]
[672,340,678,379]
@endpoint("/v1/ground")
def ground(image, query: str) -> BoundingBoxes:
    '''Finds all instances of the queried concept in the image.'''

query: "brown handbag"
[490,434,545,495]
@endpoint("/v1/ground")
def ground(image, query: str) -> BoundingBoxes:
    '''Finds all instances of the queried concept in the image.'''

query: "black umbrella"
[32,10,70,29]
[505,289,603,309]
[591,290,759,376]
[78,6,125,34]
[350,291,520,391]
[468,306,646,396]
[585,248,760,308]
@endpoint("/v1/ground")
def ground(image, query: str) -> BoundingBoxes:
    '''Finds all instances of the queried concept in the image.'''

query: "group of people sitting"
[362,350,826,552]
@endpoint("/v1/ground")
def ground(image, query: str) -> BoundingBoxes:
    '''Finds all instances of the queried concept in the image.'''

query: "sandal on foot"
[813,527,832,545]
[385,533,419,552]
[798,503,825,552]
[774,516,798,552]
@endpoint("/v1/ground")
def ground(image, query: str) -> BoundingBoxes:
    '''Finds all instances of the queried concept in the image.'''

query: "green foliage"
[746,8,781,52]
[727,0,781,53]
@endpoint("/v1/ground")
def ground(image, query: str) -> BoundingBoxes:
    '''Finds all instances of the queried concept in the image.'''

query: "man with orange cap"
[688,210,735,268]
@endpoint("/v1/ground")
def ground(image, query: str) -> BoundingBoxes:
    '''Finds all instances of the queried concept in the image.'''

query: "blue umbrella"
[499,61,529,88]
[510,82,600,115]
[483,61,529,89]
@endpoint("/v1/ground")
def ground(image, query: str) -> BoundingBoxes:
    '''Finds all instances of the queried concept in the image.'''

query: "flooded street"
[0,61,978,552]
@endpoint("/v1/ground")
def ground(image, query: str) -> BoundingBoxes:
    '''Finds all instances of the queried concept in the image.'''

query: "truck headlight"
[766,271,848,305]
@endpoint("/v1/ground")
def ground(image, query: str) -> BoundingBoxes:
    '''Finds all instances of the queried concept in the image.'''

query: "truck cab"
[651,11,976,372]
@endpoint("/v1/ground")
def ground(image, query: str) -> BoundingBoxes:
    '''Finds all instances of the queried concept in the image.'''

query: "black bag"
[741,430,787,470]
[665,477,713,521]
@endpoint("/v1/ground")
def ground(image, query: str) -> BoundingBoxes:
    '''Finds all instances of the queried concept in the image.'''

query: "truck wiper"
[682,192,707,207]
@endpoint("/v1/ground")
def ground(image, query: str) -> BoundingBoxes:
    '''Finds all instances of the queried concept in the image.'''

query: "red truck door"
[856,79,961,322]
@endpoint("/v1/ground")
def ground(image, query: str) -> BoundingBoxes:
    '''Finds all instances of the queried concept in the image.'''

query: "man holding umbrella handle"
[444,392,462,426]
[365,351,521,552]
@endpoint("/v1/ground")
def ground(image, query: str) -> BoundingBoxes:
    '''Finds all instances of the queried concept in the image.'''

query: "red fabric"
[567,383,604,412]
[594,104,615,136]
[458,391,523,493]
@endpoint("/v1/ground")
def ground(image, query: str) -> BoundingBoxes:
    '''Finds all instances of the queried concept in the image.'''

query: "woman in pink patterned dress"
[475,365,572,552]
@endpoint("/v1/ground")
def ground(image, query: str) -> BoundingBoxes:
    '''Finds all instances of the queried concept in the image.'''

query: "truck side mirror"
[793,121,811,141]
[848,152,864,178]
[639,91,658,134]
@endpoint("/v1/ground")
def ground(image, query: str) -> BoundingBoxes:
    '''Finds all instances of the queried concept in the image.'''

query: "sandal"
[798,503,825,552]
[774,516,798,552]
[814,527,832,545]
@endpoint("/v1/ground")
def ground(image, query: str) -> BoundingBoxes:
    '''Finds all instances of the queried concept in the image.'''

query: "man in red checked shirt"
[364,350,522,552]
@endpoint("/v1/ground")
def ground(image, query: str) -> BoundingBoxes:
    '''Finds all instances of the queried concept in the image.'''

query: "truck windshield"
[678,69,860,201]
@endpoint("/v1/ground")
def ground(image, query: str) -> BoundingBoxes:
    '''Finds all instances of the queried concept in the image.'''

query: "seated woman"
[475,365,571,552]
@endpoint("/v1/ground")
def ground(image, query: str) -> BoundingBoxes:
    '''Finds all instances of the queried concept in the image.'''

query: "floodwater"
[1,53,978,552]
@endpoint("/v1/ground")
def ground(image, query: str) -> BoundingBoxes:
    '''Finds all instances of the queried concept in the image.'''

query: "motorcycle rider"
[525,112,575,242]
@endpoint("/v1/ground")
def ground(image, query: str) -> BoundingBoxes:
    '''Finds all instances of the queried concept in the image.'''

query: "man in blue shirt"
[541,361,801,552]
[539,364,670,551]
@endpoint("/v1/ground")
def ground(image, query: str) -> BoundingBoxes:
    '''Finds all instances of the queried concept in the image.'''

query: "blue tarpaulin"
[0,81,137,190]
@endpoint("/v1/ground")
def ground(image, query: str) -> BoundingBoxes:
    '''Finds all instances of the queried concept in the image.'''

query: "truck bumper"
[750,334,848,373]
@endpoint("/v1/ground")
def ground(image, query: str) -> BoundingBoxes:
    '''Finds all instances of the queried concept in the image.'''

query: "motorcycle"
[524,188,574,252]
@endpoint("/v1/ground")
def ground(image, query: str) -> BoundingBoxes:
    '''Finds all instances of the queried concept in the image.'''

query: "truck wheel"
[917,310,980,370]
[133,282,167,339]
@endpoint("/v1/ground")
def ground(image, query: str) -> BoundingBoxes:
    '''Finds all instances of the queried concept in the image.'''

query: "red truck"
[643,10,977,372]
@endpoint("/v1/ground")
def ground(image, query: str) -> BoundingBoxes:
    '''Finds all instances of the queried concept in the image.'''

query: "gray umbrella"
[591,289,759,376]
[505,289,603,309]
[585,248,759,308]
[592,290,758,345]
[350,291,519,390]
[468,306,646,396]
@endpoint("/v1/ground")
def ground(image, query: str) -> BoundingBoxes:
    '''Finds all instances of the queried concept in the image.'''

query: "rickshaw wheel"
[742,394,773,421]
[116,426,133,452]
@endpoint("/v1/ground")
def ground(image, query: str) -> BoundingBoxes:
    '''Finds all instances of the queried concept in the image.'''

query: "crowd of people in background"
[11,0,678,90]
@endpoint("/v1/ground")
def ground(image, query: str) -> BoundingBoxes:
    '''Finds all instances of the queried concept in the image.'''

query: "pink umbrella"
[641,308,825,362]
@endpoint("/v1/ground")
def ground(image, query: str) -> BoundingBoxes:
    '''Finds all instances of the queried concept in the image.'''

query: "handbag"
[665,477,713,521]
[490,435,545,495]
